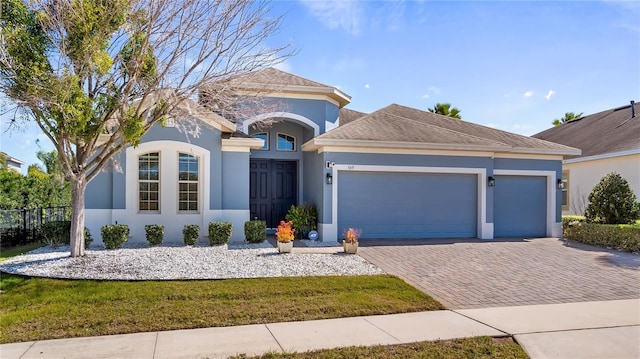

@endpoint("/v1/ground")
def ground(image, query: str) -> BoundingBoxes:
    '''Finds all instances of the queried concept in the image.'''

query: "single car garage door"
[338,171,477,238]
[494,175,546,237]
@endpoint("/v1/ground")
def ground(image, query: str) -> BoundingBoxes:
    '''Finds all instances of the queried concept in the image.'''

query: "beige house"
[533,101,640,215]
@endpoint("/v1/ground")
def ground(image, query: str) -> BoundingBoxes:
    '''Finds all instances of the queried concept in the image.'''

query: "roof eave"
[238,84,351,107]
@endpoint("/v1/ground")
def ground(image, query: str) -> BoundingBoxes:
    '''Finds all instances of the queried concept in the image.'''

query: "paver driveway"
[357,237,640,309]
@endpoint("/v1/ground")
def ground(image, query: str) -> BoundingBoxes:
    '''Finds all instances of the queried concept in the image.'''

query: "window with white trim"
[139,152,159,211]
[277,133,296,151]
[561,170,569,211]
[178,153,199,212]
[252,132,269,150]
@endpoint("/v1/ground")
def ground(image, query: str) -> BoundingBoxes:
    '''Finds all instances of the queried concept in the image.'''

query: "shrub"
[584,173,639,224]
[101,224,129,249]
[244,220,266,243]
[40,221,92,249]
[145,225,164,246]
[563,217,640,253]
[285,203,317,239]
[183,224,199,245]
[41,221,70,246]
[208,222,232,245]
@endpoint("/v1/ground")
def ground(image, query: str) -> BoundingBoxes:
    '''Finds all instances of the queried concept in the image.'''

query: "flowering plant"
[343,228,362,244]
[275,220,295,243]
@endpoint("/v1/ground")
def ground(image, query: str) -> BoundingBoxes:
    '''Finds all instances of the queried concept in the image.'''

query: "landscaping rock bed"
[0,242,384,280]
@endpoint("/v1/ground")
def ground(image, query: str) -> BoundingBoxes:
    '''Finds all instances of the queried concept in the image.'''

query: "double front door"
[249,160,297,228]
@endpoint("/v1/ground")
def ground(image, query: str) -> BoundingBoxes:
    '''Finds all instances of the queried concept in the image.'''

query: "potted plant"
[343,228,361,254]
[275,220,295,253]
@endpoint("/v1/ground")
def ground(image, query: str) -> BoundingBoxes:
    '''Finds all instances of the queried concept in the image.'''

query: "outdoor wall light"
[487,176,496,187]
[326,173,333,185]
[557,178,564,189]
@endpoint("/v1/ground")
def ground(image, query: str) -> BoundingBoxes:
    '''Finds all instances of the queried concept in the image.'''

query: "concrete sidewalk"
[2,299,639,359]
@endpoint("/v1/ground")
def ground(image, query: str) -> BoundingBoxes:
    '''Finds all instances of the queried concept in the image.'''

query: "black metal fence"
[0,206,71,248]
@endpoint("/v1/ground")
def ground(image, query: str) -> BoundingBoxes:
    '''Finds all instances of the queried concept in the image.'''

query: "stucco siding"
[565,153,640,215]
[222,151,250,210]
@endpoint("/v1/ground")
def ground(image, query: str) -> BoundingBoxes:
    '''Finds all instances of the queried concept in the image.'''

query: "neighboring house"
[0,152,25,172]
[533,101,640,215]
[85,68,580,243]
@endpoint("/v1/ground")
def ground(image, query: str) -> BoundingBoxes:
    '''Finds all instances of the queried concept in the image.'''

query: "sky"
[2,0,639,173]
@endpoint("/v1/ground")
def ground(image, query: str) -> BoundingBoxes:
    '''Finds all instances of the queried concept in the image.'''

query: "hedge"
[563,217,640,253]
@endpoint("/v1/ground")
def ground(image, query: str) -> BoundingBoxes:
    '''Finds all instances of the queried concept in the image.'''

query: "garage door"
[494,175,546,237]
[338,172,477,238]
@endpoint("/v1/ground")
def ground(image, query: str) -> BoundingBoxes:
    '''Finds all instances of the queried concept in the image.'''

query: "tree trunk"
[70,175,87,257]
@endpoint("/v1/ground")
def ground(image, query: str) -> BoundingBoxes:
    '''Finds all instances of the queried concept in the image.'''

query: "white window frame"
[276,133,296,152]
[252,132,269,151]
[138,152,160,213]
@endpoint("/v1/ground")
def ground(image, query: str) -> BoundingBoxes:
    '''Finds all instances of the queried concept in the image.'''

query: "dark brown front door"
[249,160,297,228]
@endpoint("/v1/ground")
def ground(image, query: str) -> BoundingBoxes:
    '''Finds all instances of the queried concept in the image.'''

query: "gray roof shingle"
[532,102,640,158]
[339,108,367,125]
[313,104,579,155]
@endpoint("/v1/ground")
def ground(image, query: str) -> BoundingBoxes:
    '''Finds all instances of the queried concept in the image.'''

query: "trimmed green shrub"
[41,221,70,246]
[183,224,199,245]
[101,224,129,249]
[585,173,639,224]
[244,220,266,243]
[563,217,640,253]
[208,222,232,245]
[285,203,318,239]
[84,227,93,249]
[145,225,164,246]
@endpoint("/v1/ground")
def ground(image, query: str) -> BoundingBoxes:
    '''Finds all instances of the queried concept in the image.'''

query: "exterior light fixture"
[487,176,496,187]
[557,178,564,189]
[326,173,333,185]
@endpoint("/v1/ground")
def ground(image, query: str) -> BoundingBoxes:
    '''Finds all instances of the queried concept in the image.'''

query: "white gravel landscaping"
[0,242,384,280]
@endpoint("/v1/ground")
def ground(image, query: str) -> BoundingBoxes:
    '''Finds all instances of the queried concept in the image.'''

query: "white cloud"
[421,93,430,99]
[272,60,293,73]
[301,1,364,36]
[523,91,534,98]
[545,90,555,100]
[364,84,370,89]
[420,85,440,99]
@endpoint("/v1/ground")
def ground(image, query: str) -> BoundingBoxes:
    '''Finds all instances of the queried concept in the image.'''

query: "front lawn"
[231,337,529,359]
[0,274,444,343]
[0,243,47,261]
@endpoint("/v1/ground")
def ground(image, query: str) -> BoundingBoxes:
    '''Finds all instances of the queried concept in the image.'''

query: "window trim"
[252,132,269,151]
[276,133,296,152]
[138,152,160,213]
[177,152,200,213]
[561,170,569,211]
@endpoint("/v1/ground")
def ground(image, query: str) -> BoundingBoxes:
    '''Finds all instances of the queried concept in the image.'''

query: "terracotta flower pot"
[343,241,358,254]
[277,241,293,253]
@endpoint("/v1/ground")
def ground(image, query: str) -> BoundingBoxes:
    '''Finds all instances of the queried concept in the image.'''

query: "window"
[139,153,159,211]
[277,133,296,151]
[561,170,569,211]
[178,153,199,211]
[252,132,269,150]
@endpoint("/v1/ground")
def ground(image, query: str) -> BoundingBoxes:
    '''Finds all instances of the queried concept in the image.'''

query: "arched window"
[277,133,296,151]
[139,152,159,211]
[252,132,269,150]
[178,153,199,211]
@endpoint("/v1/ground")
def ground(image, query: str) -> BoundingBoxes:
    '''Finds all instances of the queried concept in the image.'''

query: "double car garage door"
[337,171,547,239]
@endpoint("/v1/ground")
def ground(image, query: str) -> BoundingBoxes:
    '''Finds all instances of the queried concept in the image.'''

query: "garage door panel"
[338,172,477,238]
[494,175,546,237]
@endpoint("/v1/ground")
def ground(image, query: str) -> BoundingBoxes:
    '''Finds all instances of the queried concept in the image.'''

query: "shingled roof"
[339,108,367,125]
[228,68,351,107]
[532,102,640,158]
[305,104,580,156]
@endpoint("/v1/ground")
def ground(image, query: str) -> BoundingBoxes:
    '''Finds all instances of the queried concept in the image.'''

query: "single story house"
[533,101,640,215]
[85,68,580,243]
[0,152,25,173]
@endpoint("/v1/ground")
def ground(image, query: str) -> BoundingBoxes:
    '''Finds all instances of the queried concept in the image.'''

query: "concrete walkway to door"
[357,237,640,309]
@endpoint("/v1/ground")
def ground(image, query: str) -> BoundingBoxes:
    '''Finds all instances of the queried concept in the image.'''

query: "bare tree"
[1,0,291,257]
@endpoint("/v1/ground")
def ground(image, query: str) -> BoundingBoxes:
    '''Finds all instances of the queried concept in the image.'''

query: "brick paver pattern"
[357,237,640,309]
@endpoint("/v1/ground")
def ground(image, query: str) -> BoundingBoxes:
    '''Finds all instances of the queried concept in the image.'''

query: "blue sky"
[2,0,639,172]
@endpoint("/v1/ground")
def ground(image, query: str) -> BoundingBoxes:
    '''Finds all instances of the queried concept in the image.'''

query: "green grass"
[230,337,529,359]
[0,274,444,343]
[0,243,46,261]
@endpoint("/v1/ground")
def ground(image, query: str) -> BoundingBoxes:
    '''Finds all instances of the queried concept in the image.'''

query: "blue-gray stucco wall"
[259,98,339,134]
[222,151,249,209]
[85,123,224,210]
[302,151,325,222]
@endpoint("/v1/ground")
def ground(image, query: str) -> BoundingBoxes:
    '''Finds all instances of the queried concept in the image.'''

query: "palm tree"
[427,103,461,119]
[553,112,583,126]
